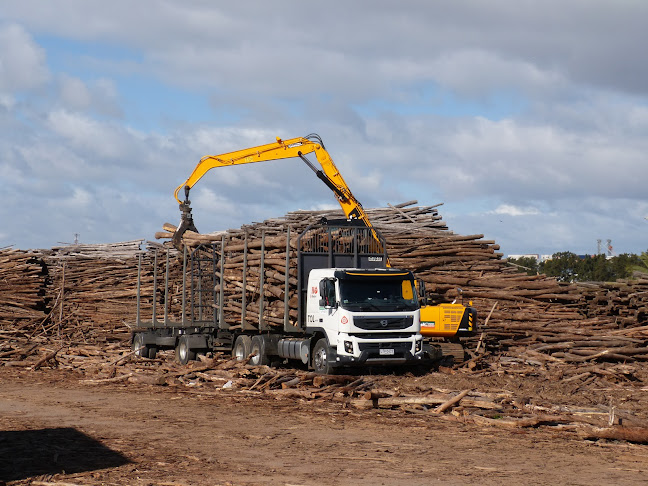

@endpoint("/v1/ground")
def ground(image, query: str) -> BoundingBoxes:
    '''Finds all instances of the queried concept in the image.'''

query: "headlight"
[344,340,353,353]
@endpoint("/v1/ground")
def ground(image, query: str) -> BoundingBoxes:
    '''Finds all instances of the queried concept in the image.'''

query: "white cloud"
[57,75,123,117]
[0,23,49,93]
[491,204,540,217]
[58,75,91,110]
[428,49,567,98]
[45,109,130,160]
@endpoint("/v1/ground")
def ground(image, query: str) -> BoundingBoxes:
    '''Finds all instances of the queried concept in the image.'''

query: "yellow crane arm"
[174,134,374,228]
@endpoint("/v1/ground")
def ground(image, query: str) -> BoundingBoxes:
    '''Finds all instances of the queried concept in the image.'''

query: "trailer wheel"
[312,338,334,375]
[132,333,148,358]
[146,346,158,360]
[175,335,196,365]
[250,335,269,366]
[232,335,252,361]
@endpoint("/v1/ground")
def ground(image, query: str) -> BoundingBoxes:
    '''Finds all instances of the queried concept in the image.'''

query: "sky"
[1,1,647,256]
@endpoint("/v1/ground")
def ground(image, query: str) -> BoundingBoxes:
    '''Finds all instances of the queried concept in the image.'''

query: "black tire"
[232,335,252,361]
[312,338,334,375]
[132,333,147,358]
[175,335,196,365]
[250,335,269,366]
[146,346,158,360]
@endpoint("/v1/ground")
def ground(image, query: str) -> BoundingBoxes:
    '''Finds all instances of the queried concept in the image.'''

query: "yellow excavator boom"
[173,134,382,251]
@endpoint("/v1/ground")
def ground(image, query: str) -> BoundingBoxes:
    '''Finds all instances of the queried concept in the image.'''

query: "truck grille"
[353,316,413,331]
[358,342,411,353]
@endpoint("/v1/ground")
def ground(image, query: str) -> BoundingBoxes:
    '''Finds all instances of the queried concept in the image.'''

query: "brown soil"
[2,364,648,486]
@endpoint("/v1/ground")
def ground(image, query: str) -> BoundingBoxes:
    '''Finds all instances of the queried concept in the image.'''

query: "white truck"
[131,221,424,373]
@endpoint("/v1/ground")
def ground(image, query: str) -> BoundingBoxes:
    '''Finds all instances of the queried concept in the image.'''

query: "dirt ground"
[2,362,648,486]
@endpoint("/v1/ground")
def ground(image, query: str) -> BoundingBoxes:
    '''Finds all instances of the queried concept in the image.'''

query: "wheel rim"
[234,341,246,361]
[250,345,260,365]
[314,346,327,371]
[179,340,188,361]
[133,335,143,356]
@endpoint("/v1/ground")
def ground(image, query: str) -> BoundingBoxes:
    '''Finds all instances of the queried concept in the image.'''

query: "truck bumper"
[333,339,424,367]
[335,350,423,366]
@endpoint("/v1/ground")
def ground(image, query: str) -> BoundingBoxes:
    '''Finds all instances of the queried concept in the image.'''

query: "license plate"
[379,348,395,356]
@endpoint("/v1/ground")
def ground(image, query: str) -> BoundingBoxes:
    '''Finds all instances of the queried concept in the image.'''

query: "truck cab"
[304,267,424,373]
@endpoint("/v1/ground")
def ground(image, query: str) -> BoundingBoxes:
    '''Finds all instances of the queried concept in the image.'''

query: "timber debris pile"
[2,202,648,442]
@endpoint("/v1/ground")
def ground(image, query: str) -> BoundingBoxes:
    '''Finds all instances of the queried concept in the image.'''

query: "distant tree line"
[508,251,648,282]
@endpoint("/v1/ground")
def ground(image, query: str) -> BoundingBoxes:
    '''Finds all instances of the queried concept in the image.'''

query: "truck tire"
[132,333,148,358]
[175,335,196,365]
[312,338,334,375]
[232,335,252,361]
[146,346,158,359]
[250,335,269,366]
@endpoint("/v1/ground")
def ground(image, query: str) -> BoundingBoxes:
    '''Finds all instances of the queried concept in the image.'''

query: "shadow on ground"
[0,427,130,482]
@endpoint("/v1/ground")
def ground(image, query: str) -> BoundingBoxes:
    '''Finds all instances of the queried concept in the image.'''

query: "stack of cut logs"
[2,201,648,366]
[0,248,47,328]
[574,279,648,328]
[40,240,171,342]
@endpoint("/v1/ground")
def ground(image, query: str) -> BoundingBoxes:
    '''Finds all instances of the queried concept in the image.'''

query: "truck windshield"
[338,278,418,312]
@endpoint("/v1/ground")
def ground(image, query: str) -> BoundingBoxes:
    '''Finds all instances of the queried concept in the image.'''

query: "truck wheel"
[132,333,147,358]
[232,335,252,361]
[175,335,196,365]
[250,335,269,366]
[312,338,334,375]
[147,346,158,359]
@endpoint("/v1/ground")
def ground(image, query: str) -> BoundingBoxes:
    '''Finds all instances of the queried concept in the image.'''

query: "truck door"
[306,277,337,332]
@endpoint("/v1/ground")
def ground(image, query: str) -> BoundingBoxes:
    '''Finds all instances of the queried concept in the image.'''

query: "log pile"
[200,228,299,329]
[574,279,648,328]
[40,240,163,342]
[2,201,647,372]
[0,248,48,333]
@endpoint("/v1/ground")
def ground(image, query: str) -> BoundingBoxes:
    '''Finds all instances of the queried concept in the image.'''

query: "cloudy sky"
[1,1,647,256]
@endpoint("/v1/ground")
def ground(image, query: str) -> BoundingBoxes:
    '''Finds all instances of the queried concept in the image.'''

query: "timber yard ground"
[2,351,648,486]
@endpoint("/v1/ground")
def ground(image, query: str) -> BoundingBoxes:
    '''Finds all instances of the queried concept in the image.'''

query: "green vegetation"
[508,250,648,282]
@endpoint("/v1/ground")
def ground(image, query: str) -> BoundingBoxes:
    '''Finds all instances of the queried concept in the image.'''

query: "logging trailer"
[130,133,476,371]
[131,221,424,373]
